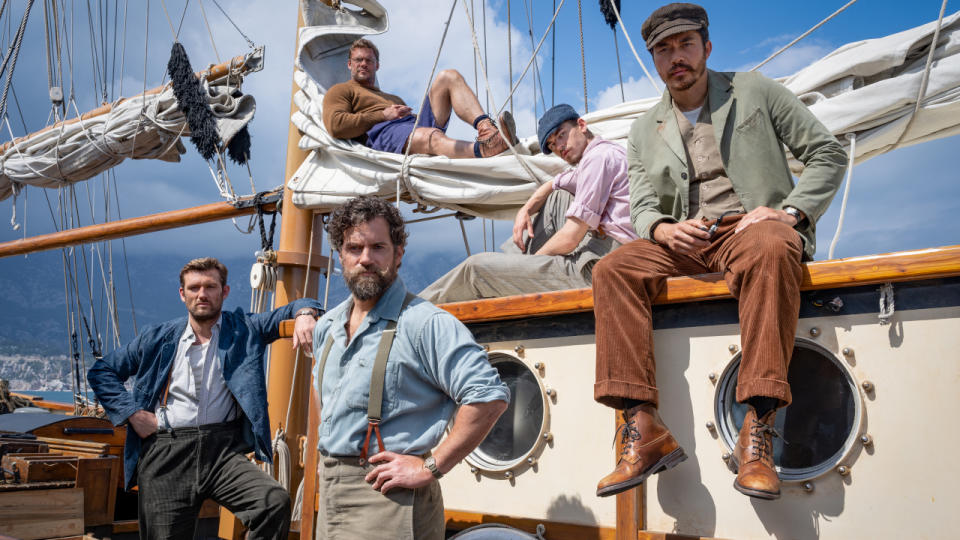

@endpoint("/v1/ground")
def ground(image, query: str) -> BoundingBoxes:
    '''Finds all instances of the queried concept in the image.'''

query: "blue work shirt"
[312,278,509,456]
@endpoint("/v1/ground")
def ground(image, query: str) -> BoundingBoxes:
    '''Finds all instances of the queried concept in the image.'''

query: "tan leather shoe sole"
[733,477,781,500]
[595,447,687,498]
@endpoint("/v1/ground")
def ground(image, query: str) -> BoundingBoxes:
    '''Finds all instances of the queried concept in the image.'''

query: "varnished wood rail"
[278,244,960,335]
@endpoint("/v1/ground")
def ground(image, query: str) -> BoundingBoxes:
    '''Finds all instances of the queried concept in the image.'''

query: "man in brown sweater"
[322,38,517,158]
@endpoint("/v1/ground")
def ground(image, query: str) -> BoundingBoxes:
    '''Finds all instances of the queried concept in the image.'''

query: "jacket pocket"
[735,107,764,133]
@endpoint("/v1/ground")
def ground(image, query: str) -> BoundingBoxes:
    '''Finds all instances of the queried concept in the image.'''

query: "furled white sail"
[289,4,960,218]
[0,78,256,203]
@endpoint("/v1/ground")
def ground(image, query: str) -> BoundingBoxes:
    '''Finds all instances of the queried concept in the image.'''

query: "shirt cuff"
[565,200,602,230]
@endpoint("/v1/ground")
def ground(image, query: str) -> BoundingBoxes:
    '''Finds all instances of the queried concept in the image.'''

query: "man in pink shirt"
[421,104,638,303]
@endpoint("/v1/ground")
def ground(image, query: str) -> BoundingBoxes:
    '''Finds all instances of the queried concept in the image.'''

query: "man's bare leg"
[427,69,485,129]
[407,128,475,158]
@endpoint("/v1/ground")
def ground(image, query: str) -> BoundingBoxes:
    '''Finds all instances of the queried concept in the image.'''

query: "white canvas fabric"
[0,79,256,202]
[288,6,960,218]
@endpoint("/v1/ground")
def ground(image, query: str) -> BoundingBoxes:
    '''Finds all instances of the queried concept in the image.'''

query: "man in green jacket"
[593,3,846,501]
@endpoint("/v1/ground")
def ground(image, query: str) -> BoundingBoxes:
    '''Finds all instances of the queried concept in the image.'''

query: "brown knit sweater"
[322,79,407,140]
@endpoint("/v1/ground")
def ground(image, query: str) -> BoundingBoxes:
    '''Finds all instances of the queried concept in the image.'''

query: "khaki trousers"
[592,215,803,409]
[315,456,444,540]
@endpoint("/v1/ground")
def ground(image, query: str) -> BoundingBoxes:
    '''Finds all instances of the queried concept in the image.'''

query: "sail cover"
[0,76,257,202]
[289,5,960,218]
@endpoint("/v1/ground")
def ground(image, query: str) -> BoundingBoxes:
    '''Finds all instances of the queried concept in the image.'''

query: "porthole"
[714,338,862,481]
[466,353,549,473]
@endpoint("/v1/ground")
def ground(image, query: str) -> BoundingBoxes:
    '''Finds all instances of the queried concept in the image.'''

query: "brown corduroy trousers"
[593,215,803,409]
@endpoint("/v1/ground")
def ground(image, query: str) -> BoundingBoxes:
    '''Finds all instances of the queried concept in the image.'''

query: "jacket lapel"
[708,70,735,156]
[655,91,687,167]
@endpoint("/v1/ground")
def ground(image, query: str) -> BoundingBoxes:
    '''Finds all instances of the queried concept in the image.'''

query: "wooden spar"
[217,6,321,540]
[0,49,263,154]
[0,190,280,259]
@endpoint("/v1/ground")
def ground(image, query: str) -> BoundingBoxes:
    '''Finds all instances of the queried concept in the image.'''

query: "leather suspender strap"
[361,292,417,463]
[316,335,335,405]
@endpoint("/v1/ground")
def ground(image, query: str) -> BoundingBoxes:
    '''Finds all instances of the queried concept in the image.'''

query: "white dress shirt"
[157,317,238,430]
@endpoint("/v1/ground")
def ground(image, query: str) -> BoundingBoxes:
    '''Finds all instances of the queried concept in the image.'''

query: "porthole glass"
[715,339,861,481]
[467,353,547,471]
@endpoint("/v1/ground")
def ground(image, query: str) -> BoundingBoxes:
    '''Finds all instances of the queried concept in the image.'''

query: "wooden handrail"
[278,244,960,334]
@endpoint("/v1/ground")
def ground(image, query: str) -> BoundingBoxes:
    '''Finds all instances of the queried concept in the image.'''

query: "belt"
[154,417,242,437]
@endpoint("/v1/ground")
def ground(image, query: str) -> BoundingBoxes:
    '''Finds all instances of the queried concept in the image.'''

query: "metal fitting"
[470,466,478,474]
[514,344,525,354]
[728,344,739,354]
[837,465,849,476]
[721,452,731,461]
[527,457,537,466]
[842,347,853,356]
[504,471,513,479]
[705,421,715,431]
[809,327,821,337]
[534,362,543,370]
[708,372,717,382]
[545,388,557,398]
[803,482,814,492]
[860,434,873,446]
[542,432,553,442]
[861,380,874,392]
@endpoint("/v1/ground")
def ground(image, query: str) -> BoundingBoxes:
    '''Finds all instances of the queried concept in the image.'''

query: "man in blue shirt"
[297,196,509,540]
[88,257,323,539]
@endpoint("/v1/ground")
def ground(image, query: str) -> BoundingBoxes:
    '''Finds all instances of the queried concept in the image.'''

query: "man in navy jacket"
[88,257,322,539]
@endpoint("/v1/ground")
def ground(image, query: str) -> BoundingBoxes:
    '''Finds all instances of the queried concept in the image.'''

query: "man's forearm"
[522,181,556,216]
[535,218,588,256]
[431,400,507,474]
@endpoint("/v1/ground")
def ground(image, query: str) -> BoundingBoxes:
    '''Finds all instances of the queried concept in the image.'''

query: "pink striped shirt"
[552,137,638,244]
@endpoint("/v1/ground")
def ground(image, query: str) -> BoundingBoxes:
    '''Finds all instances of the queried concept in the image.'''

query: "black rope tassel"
[167,42,221,161]
[227,125,251,165]
[598,0,621,30]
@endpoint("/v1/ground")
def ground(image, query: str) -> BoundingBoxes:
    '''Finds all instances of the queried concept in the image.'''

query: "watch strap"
[424,456,443,479]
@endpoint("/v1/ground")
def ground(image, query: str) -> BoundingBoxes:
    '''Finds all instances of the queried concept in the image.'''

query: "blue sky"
[0,0,957,280]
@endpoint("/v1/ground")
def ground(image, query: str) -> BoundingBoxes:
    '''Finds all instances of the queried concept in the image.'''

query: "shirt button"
[681,172,688,180]
[697,156,705,162]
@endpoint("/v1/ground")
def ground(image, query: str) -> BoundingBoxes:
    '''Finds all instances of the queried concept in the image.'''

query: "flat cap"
[537,104,580,155]
[641,3,708,50]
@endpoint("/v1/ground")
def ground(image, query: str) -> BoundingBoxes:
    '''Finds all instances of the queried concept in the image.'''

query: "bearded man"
[299,196,509,540]
[592,3,846,501]
[88,257,323,539]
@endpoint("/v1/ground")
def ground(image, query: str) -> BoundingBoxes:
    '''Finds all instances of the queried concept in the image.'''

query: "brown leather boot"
[596,403,687,497]
[733,407,781,500]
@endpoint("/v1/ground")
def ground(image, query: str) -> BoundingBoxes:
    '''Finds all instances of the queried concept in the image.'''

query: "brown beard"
[343,264,397,301]
[188,305,221,323]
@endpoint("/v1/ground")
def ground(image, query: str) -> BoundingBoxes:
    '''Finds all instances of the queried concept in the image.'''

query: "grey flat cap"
[641,3,708,50]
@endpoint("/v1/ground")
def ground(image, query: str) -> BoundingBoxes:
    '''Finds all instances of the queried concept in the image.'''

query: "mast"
[220,4,324,539]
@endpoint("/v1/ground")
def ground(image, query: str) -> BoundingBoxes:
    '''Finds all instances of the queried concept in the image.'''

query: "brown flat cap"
[641,3,708,50]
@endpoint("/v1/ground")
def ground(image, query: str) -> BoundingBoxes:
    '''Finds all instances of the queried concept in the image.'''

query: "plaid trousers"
[136,419,290,540]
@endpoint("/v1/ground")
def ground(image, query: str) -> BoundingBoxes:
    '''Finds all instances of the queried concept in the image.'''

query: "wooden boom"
[0,190,281,259]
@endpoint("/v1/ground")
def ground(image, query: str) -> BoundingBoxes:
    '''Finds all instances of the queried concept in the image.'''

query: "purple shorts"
[366,96,447,154]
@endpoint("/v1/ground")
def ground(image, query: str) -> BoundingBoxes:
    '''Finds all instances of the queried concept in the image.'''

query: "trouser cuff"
[736,377,792,407]
[594,380,659,409]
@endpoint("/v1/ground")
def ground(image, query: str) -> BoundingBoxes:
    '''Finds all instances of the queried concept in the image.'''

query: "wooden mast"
[220,4,323,539]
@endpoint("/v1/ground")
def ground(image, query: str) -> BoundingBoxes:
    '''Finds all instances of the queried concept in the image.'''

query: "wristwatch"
[295,308,317,319]
[783,206,807,228]
[423,456,443,479]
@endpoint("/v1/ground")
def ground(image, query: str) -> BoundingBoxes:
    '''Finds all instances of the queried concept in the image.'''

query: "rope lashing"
[827,132,856,260]
[751,0,859,72]
[577,0,588,113]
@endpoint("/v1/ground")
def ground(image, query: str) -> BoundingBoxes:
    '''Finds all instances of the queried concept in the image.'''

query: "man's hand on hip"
[734,206,798,234]
[382,104,412,122]
[653,220,711,254]
[365,451,433,494]
[128,410,158,438]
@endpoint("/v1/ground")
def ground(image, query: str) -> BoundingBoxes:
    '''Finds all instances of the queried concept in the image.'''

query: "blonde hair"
[179,257,228,286]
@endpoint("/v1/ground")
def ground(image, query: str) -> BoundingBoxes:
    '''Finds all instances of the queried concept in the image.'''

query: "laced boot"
[733,407,782,500]
[596,403,687,497]
[475,111,518,157]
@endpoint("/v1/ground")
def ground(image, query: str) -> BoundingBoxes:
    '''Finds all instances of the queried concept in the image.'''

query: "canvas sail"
[288,4,960,219]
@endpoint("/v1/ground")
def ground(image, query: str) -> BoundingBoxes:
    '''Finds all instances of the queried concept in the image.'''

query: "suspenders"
[317,292,417,463]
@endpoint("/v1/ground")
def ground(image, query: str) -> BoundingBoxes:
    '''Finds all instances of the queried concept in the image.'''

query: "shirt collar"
[367,277,408,324]
[180,314,222,343]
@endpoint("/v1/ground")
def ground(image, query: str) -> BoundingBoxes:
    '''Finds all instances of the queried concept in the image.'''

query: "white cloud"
[732,43,832,79]
[592,75,662,111]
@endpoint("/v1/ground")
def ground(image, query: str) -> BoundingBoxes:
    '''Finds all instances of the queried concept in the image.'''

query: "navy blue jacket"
[87,299,322,490]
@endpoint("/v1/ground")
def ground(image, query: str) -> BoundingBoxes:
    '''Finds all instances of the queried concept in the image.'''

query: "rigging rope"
[577,0,587,113]
[0,0,34,123]
[496,0,565,118]
[507,0,513,116]
[197,0,221,63]
[827,133,856,259]
[751,0,859,72]
[607,0,659,96]
[209,0,256,49]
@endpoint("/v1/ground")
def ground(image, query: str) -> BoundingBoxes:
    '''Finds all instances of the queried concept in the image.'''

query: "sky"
[0,0,958,298]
